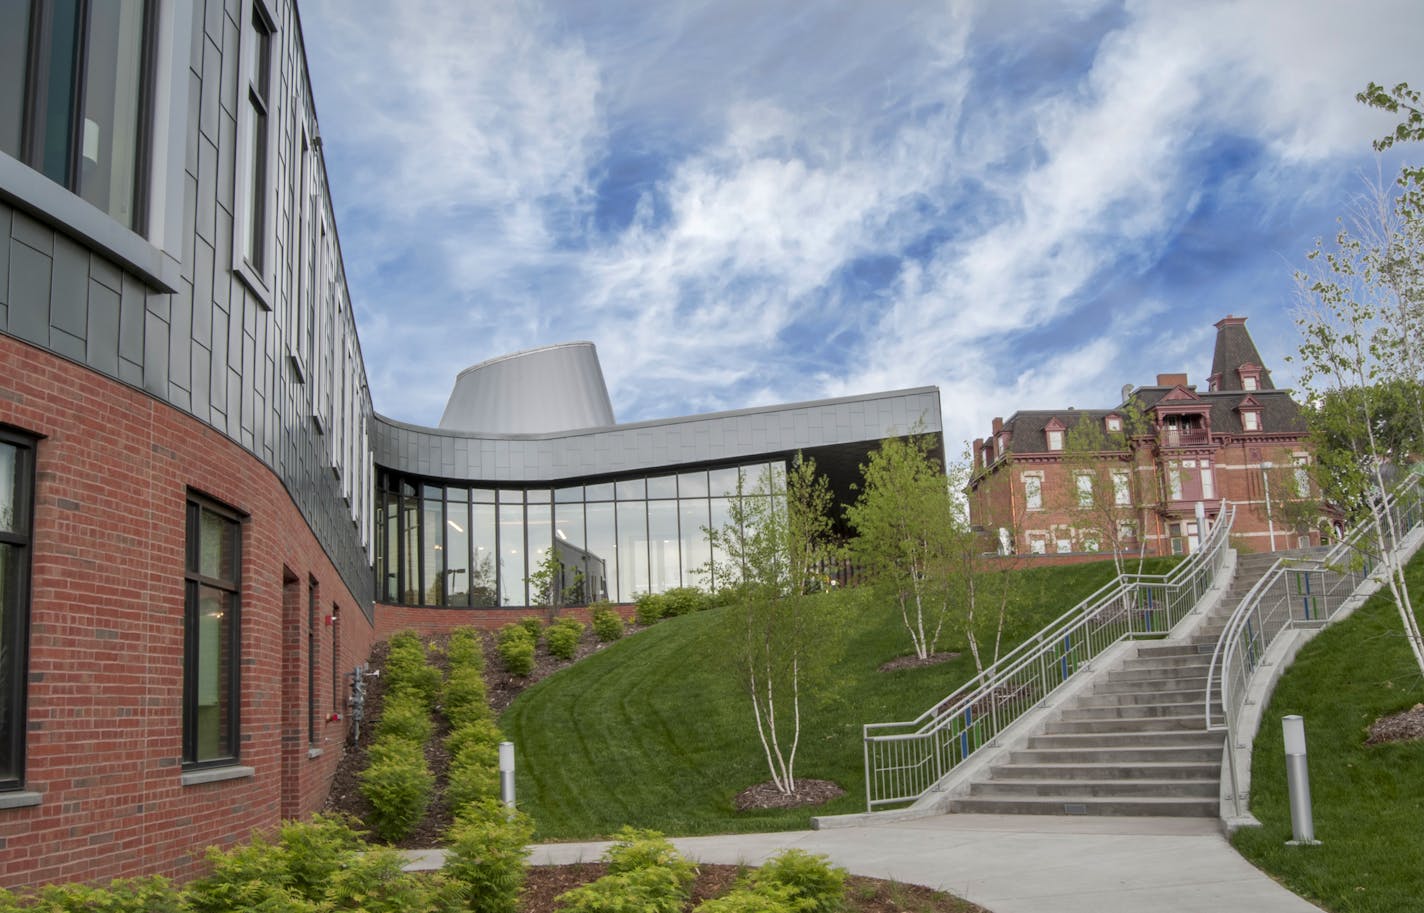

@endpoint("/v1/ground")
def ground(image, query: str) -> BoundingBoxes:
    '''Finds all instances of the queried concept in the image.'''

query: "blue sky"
[300,0,1421,451]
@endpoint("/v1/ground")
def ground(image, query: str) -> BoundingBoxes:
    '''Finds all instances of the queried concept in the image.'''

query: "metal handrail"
[1207,474,1423,818]
[863,503,1236,812]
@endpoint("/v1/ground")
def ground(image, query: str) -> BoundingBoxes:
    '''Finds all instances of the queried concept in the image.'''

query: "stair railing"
[1206,474,1424,819]
[862,503,1236,812]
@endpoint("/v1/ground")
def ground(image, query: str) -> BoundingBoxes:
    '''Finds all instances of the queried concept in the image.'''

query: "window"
[1075,472,1093,508]
[307,579,318,747]
[184,497,241,767]
[0,430,36,790]
[1293,455,1311,498]
[1242,410,1260,431]
[1243,376,1258,391]
[234,0,277,297]
[1,0,155,231]
[1023,473,1043,511]
[1105,416,1122,433]
[1112,470,1131,506]
[1046,429,1063,451]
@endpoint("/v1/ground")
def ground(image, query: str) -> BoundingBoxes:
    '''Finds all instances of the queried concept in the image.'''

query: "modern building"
[968,316,1319,559]
[0,0,938,887]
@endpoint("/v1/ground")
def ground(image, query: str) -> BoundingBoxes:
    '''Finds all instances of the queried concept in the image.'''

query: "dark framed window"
[0,429,37,790]
[234,0,276,293]
[307,578,318,746]
[183,496,242,767]
[1,0,155,231]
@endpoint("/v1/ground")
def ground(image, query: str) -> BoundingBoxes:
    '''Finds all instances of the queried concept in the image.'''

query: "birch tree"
[704,455,838,796]
[1059,405,1157,577]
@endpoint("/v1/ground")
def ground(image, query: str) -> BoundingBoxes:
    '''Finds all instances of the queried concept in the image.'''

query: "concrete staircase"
[947,551,1297,817]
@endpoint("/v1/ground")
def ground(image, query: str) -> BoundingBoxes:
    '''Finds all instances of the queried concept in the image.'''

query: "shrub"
[444,800,534,913]
[23,878,185,913]
[447,628,485,671]
[360,738,433,842]
[518,616,545,643]
[375,690,434,744]
[745,849,846,913]
[695,886,797,913]
[444,667,491,728]
[498,631,535,676]
[634,593,668,626]
[591,605,624,642]
[546,620,583,660]
[393,663,444,711]
[185,837,316,913]
[661,587,708,616]
[446,717,504,760]
[446,746,501,812]
[556,866,690,913]
[605,827,695,890]
[277,814,366,901]
[325,845,463,913]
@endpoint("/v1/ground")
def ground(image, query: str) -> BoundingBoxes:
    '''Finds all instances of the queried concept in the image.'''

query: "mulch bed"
[878,652,959,673]
[1365,703,1424,745]
[733,779,846,811]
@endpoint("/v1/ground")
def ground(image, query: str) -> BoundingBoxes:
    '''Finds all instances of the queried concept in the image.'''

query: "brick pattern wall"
[0,336,373,888]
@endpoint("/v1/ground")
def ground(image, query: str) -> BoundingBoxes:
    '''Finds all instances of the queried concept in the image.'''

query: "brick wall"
[0,336,374,888]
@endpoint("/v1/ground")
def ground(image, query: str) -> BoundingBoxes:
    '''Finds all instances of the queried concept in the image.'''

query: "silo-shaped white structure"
[438,342,616,434]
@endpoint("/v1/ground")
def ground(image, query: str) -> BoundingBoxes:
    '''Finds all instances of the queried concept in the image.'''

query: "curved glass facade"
[375,459,786,607]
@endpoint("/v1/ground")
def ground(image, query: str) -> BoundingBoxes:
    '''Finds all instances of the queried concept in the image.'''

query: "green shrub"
[277,814,366,901]
[555,866,690,913]
[498,632,535,676]
[360,738,433,842]
[447,628,485,671]
[446,717,504,760]
[444,667,491,727]
[518,616,545,643]
[590,606,624,642]
[325,845,463,913]
[695,886,797,913]
[392,664,444,711]
[604,827,695,890]
[444,800,534,913]
[546,621,583,660]
[634,593,667,626]
[745,849,846,913]
[446,746,501,812]
[21,877,185,913]
[661,587,708,616]
[185,836,315,913]
[375,690,434,744]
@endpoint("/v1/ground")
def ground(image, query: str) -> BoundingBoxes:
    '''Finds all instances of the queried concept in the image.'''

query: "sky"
[300,0,1422,451]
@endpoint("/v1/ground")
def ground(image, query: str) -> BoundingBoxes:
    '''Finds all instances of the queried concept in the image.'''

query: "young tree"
[703,455,838,796]
[1058,405,1157,577]
[1287,81,1424,676]
[943,452,1023,677]
[845,436,956,660]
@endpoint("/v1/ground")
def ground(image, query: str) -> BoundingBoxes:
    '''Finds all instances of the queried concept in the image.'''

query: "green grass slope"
[502,559,1173,839]
[1232,550,1424,913]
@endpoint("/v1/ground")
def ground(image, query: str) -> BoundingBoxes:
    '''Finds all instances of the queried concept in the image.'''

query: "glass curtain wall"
[374,459,784,608]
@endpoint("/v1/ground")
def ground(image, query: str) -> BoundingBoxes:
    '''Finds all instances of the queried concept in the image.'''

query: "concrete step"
[1010,744,1224,765]
[1027,729,1223,750]
[947,795,1219,817]
[991,761,1220,781]
[969,778,1219,799]
[1043,714,1206,734]
[1078,687,1216,707]
[1117,653,1214,671]
[1104,666,1211,684]
[1134,642,1216,658]
[1059,701,1207,721]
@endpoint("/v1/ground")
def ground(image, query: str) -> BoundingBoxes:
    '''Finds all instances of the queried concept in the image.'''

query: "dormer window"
[1105,415,1122,433]
[1243,376,1258,391]
[1044,417,1066,451]
[1237,363,1264,392]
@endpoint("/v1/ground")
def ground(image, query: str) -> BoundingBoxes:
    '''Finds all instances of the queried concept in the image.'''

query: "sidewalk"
[407,814,1324,913]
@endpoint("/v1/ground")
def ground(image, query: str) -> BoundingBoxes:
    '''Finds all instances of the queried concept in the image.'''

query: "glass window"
[584,481,614,501]
[399,496,419,604]
[498,503,524,606]
[553,502,589,606]
[445,497,470,607]
[647,500,680,594]
[1023,474,1043,511]
[616,500,648,601]
[0,434,35,789]
[525,489,551,504]
[525,503,552,604]
[421,495,444,606]
[677,470,709,498]
[307,582,317,745]
[380,492,397,602]
[2,0,153,229]
[585,502,616,602]
[646,475,678,499]
[472,487,495,504]
[679,498,711,588]
[554,485,583,504]
[185,497,241,767]
[707,497,735,588]
[1112,470,1131,506]
[1075,472,1093,508]
[470,503,497,607]
[238,1,273,272]
[709,467,743,497]
[616,478,646,501]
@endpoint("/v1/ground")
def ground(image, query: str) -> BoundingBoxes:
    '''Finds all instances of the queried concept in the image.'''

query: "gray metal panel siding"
[0,0,374,614]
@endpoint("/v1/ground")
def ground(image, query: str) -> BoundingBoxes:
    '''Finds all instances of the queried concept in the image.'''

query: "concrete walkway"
[407,814,1323,913]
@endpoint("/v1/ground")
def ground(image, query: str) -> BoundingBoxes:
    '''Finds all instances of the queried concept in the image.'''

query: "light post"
[1261,461,1277,552]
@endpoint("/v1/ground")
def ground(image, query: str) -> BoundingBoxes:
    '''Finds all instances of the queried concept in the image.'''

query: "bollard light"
[1282,715,1320,845]
[499,740,516,809]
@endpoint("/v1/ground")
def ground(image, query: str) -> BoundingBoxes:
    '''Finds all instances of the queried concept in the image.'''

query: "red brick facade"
[0,336,374,888]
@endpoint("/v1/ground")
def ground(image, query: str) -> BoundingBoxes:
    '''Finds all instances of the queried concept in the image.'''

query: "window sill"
[0,155,180,293]
[233,258,274,311]
[181,765,255,786]
[0,790,42,809]
[307,747,324,760]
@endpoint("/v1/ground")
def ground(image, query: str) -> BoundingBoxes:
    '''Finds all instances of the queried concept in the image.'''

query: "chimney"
[1157,373,1188,387]
[991,416,1003,434]
[1121,383,1133,403]
[973,438,984,468]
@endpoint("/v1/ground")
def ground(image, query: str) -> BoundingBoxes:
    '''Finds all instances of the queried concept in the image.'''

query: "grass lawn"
[1232,549,1424,913]
[502,558,1175,840]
